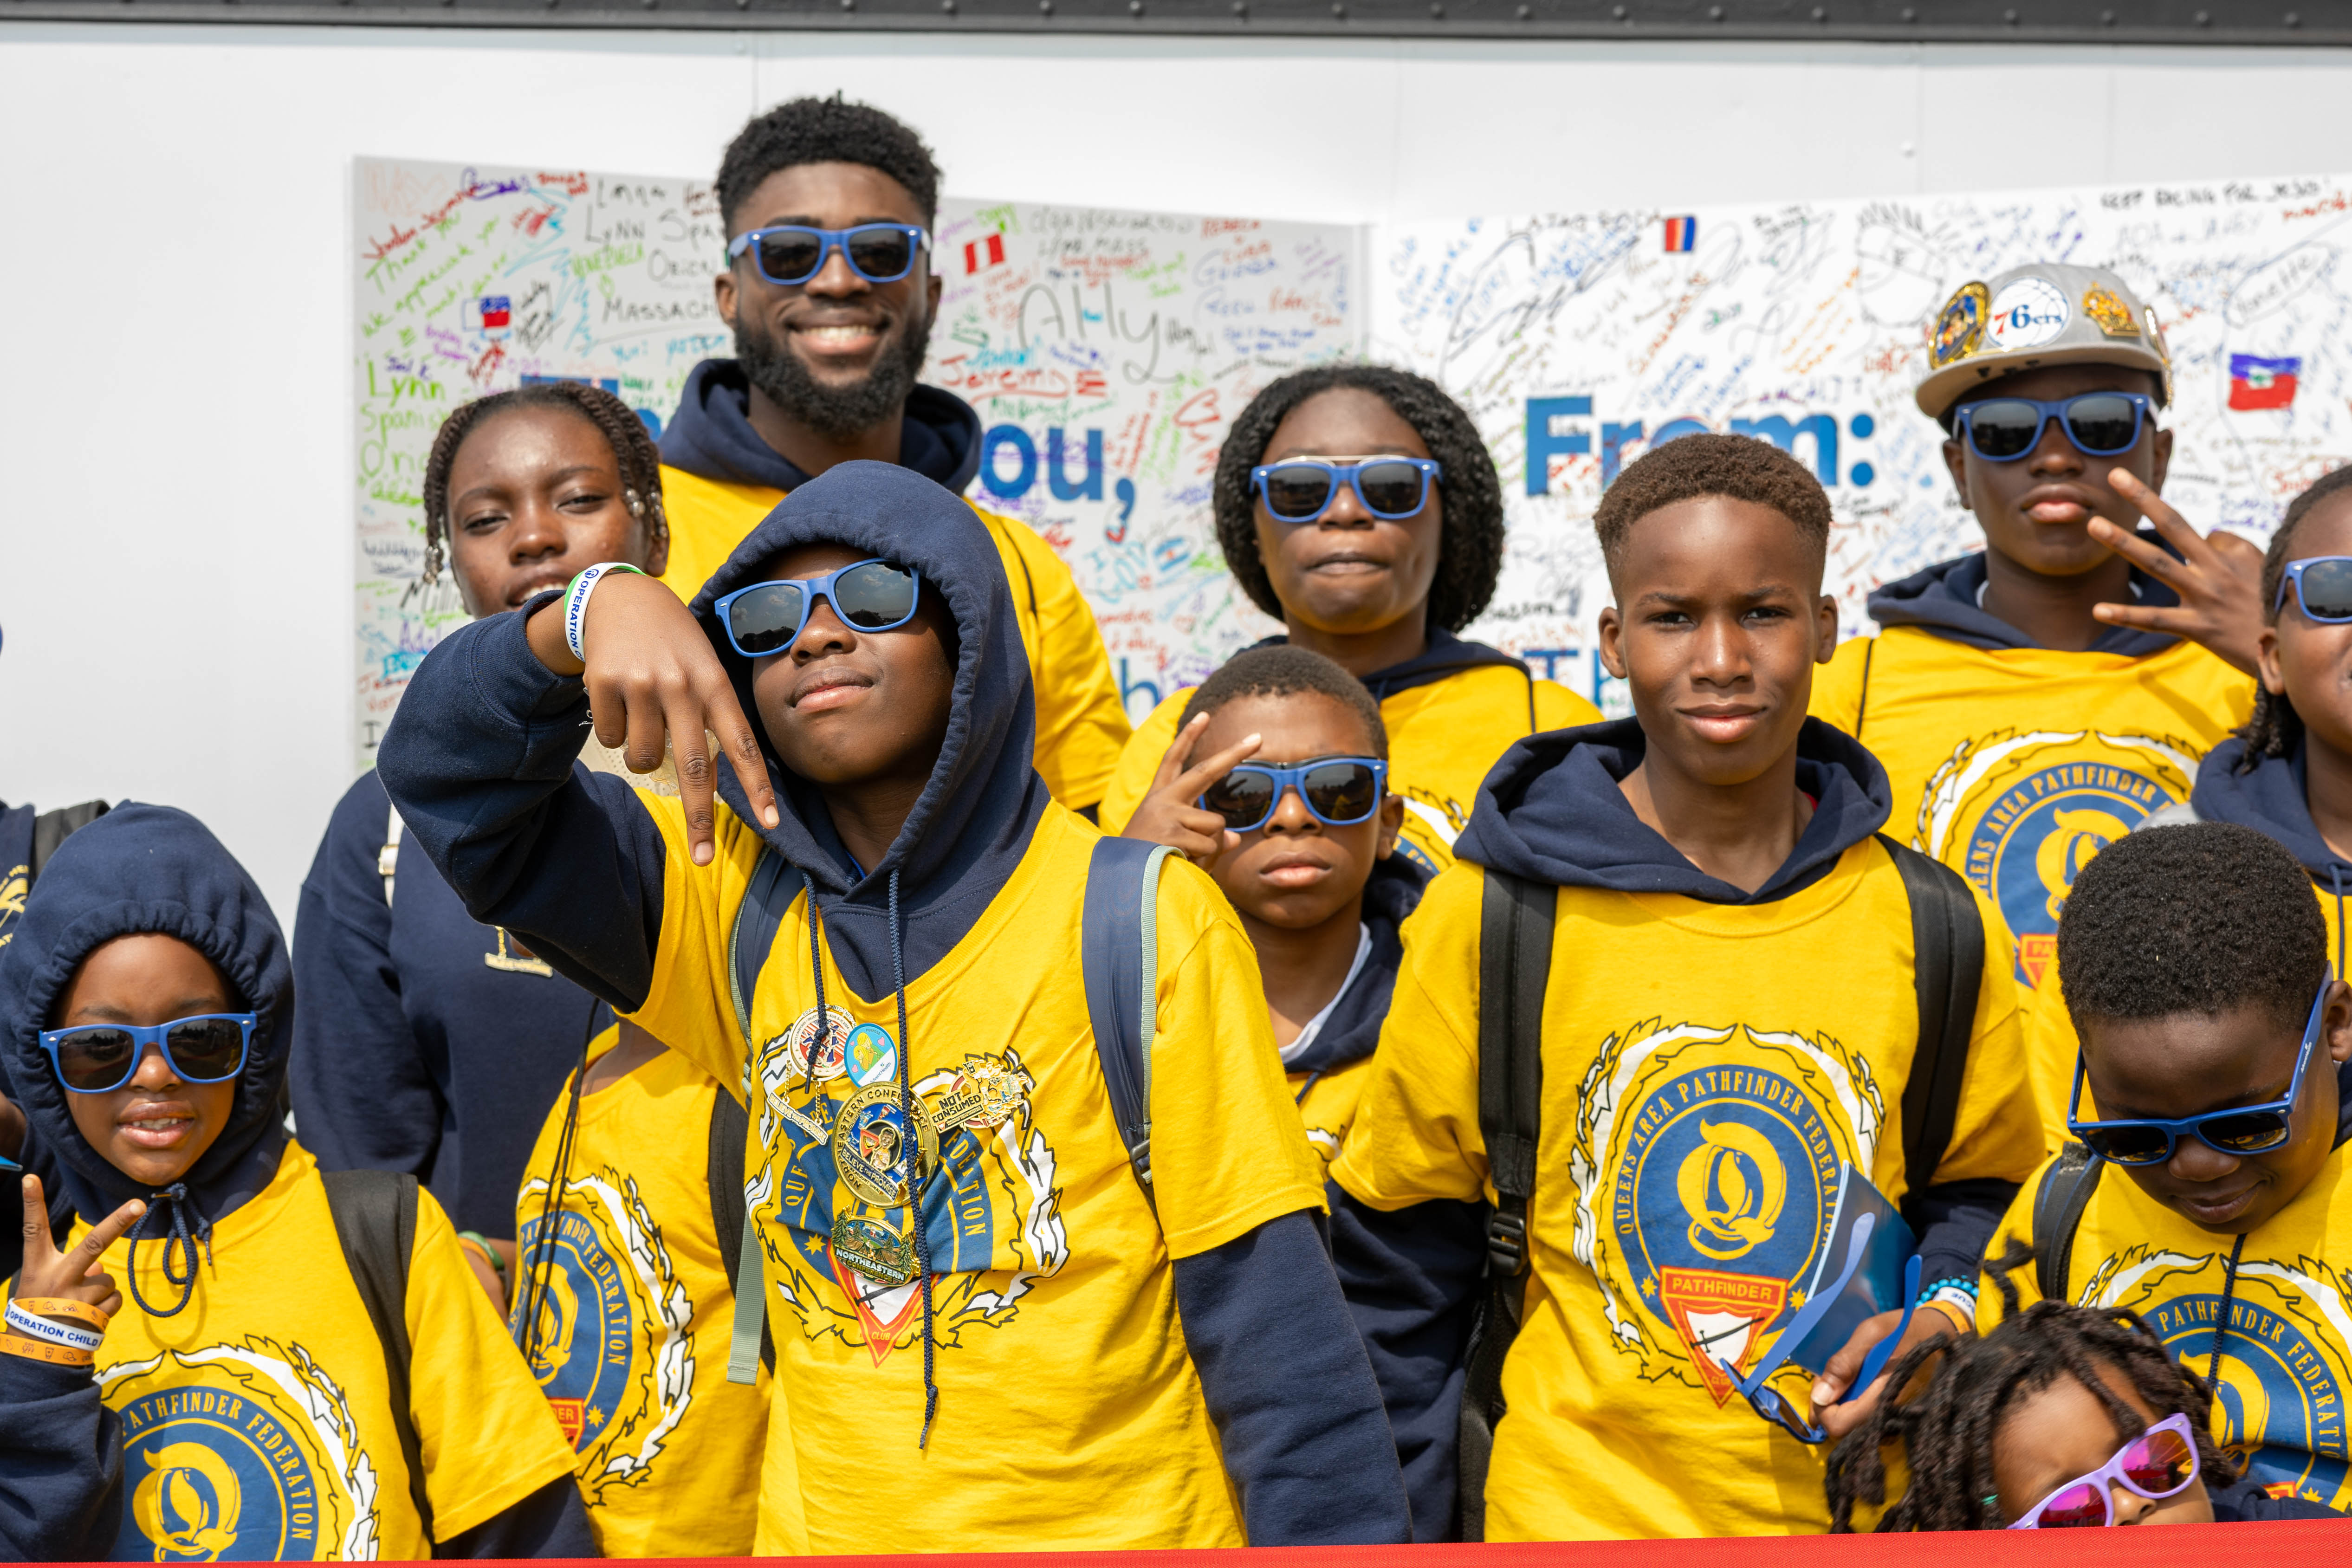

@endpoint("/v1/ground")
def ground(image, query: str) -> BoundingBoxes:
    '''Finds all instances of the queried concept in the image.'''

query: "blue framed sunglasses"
[713,559,922,659]
[726,223,930,288]
[2068,976,2331,1166]
[2274,557,2352,623]
[1954,392,2153,463]
[1200,757,1387,834]
[40,1013,255,1095]
[1251,458,1442,523]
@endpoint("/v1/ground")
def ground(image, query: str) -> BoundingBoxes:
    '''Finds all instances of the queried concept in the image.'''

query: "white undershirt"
[1278,924,1374,1066]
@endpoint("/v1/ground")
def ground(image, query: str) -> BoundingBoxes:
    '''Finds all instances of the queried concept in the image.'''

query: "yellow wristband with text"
[0,1333,95,1368]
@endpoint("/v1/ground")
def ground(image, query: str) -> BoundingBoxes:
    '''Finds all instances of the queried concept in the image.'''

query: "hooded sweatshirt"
[0,805,588,1561]
[378,460,1410,1550]
[1328,719,2045,1540]
[656,359,1129,810]
[1100,629,1606,874]
[1809,545,2254,1016]
[1288,855,1430,1166]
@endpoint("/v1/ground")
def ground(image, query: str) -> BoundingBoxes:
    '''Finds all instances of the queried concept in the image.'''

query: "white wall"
[4,21,2349,919]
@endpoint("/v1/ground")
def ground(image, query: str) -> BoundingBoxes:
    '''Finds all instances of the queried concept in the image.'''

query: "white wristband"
[5,1300,103,1354]
[562,564,645,663]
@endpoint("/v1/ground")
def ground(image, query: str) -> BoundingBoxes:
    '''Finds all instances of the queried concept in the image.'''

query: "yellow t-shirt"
[1099,663,1603,874]
[87,1140,577,1560]
[508,1032,769,1558]
[656,463,1130,810]
[622,792,1324,1552]
[2023,867,2351,1148]
[1810,628,2253,995]
[1984,1144,2352,1508]
[1333,842,2043,1540]
[1293,1056,1374,1171]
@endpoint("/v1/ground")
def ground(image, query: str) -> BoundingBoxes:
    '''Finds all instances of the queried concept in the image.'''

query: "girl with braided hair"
[1827,1244,2336,1529]
[294,384,772,1554]
[1102,365,1601,878]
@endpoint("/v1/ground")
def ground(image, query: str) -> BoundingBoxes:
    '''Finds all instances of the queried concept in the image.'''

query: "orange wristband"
[1924,1297,1976,1337]
[14,1297,110,1331]
[0,1333,95,1368]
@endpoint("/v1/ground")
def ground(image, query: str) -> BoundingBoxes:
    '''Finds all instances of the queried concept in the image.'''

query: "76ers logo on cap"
[1987,276,2071,351]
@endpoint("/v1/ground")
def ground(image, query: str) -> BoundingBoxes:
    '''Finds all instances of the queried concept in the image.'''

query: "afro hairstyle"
[1212,365,1505,635]
[717,95,941,233]
[2057,821,2327,1037]
[1592,432,1833,588]
[1179,644,1388,759]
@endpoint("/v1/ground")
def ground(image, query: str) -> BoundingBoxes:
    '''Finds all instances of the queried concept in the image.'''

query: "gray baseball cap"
[1915,261,2171,420]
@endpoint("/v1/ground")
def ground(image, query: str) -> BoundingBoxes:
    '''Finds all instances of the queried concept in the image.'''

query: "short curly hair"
[2057,822,2326,1036]
[1213,365,1505,635]
[716,95,941,233]
[2238,463,2352,767]
[1179,645,1388,758]
[1592,432,1832,584]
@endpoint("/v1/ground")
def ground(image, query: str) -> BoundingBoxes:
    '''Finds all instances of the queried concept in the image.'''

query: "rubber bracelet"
[14,1297,109,1331]
[0,1332,94,1368]
[1923,1297,1976,1337]
[562,563,646,663]
[457,1232,507,1279]
[6,1301,104,1354]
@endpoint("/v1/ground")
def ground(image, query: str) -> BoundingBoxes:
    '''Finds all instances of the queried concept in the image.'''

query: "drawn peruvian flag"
[963,233,1006,274]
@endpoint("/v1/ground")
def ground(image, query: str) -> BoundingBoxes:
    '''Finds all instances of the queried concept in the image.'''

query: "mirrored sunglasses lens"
[165,1017,244,1079]
[2032,1484,2109,1529]
[832,564,919,629]
[1202,772,1275,830]
[1262,466,1336,520]
[730,584,807,654]
[2297,559,2352,622]
[2063,395,2141,454]
[1355,460,1426,516]
[2202,1109,2292,1153]
[1302,763,1380,823]
[755,232,826,282]
[2085,1124,2172,1165]
[1968,400,2043,459]
[2121,1427,2196,1495]
[844,230,917,279]
[55,1028,136,1090]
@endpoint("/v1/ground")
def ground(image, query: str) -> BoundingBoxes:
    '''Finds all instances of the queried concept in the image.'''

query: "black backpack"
[317,1167,434,1542]
[716,837,1174,1382]
[1452,834,1987,1540]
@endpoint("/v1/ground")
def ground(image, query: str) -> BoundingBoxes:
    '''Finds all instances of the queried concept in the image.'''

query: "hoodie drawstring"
[2332,866,2345,982]
[2209,1230,2249,1389]
[124,1183,214,1319]
[888,868,940,1449]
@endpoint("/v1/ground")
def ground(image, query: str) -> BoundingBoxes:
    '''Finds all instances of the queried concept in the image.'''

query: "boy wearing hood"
[377,460,1410,1549]
[1809,265,2260,1136]
[1330,434,2044,1539]
[659,96,1128,813]
[0,806,588,1561]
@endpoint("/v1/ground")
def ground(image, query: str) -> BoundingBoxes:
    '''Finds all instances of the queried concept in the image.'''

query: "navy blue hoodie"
[1870,533,2186,656]
[1331,719,2020,1538]
[289,770,603,1239]
[661,358,983,497]
[1287,856,1430,1086]
[379,460,1411,1545]
[0,805,591,1561]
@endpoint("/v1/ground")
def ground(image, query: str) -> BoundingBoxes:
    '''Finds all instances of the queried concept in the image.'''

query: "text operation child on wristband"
[563,563,647,662]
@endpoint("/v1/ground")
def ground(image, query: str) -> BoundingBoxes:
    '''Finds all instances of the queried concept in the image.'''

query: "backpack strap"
[319,1168,432,1540]
[1853,639,1877,741]
[1456,866,1555,1543]
[377,804,403,907]
[1878,834,1985,1223]
[2033,1141,2104,1305]
[28,800,109,882]
[1081,837,1175,1209]
[723,847,799,1386]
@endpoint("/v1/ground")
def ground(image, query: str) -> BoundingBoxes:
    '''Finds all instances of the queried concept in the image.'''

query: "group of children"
[4,89,2351,1557]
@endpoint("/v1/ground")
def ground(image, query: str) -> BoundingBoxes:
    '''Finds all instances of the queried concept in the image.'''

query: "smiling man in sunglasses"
[657,95,1128,815]
[1812,263,2262,1143]
[1987,821,2352,1513]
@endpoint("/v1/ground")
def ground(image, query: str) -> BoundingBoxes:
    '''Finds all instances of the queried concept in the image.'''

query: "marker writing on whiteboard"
[1108,478,1137,544]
